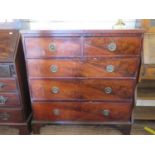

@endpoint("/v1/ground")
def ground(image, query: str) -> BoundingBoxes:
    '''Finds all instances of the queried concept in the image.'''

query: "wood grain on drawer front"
[30,79,135,101]
[24,37,81,58]
[0,79,17,92]
[0,108,24,123]
[84,37,142,56]
[0,30,19,62]
[32,101,132,122]
[27,57,140,78]
[27,59,78,77]
[0,93,20,106]
[0,64,11,77]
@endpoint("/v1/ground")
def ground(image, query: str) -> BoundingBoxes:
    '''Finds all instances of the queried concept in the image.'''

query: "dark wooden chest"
[0,30,31,134]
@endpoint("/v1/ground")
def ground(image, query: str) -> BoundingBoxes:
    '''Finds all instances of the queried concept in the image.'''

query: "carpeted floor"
[0,121,154,135]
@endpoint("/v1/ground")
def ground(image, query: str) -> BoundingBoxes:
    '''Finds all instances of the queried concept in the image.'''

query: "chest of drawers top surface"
[0,30,19,62]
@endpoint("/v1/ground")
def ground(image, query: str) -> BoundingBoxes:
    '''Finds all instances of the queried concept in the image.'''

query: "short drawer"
[30,79,136,101]
[27,57,140,78]
[0,64,15,77]
[24,37,81,58]
[32,101,132,122]
[0,79,17,92]
[0,93,20,106]
[84,37,142,56]
[0,108,24,123]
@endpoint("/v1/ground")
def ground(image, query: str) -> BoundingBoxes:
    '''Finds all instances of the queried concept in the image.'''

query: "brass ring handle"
[106,65,114,73]
[53,109,60,116]
[101,109,110,117]
[104,87,112,94]
[0,96,8,104]
[51,87,59,94]
[49,43,56,52]
[107,42,117,52]
[0,82,5,88]
[0,112,10,120]
[50,65,58,73]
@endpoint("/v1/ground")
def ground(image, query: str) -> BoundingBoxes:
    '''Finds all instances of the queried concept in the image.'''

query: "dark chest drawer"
[0,108,24,123]
[0,93,20,106]
[27,57,140,78]
[84,36,142,56]
[0,79,17,92]
[24,37,81,58]
[32,101,132,122]
[30,79,136,101]
[0,64,15,77]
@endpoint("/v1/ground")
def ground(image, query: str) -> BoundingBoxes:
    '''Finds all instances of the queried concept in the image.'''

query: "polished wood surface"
[32,101,132,121]
[0,79,17,92]
[0,30,31,134]
[0,93,20,106]
[22,30,143,134]
[27,57,140,78]
[0,30,19,62]
[0,108,24,123]
[30,79,135,101]
[84,37,142,56]
[25,37,81,58]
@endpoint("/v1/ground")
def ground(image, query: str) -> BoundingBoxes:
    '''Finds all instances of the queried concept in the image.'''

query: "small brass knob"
[107,42,117,52]
[102,109,110,117]
[50,65,58,73]
[53,109,60,116]
[106,65,114,72]
[51,87,59,94]
[49,43,56,52]
[104,87,112,94]
[0,96,8,104]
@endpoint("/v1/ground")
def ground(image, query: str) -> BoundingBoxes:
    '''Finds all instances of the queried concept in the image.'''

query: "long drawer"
[27,57,140,78]
[0,108,24,123]
[30,79,136,101]
[84,37,142,56]
[0,93,20,106]
[24,37,81,58]
[32,101,132,122]
[0,79,17,92]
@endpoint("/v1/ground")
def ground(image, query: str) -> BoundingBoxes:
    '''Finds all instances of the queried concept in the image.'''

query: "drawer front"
[0,109,24,123]
[0,93,20,106]
[27,59,78,77]
[84,37,142,56]
[30,79,135,101]
[0,79,17,92]
[0,64,15,77]
[27,57,140,78]
[0,64,11,77]
[32,101,132,122]
[25,37,81,58]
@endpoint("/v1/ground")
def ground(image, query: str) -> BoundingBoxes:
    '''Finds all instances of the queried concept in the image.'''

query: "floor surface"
[0,121,155,135]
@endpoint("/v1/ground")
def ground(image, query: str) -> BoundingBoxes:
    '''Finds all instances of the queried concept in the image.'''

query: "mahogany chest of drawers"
[22,30,143,134]
[0,30,31,134]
